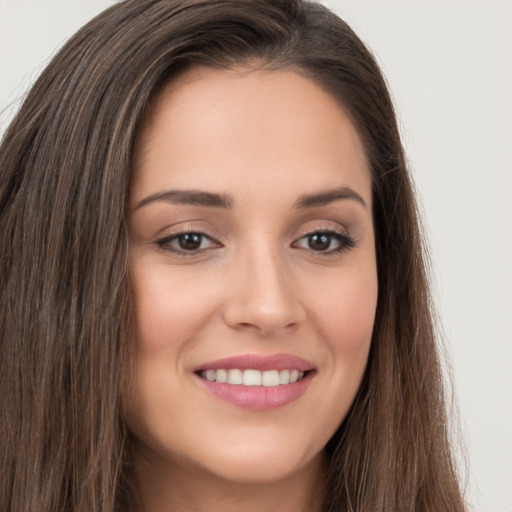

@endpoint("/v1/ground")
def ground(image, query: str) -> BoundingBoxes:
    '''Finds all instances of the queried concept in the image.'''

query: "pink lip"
[193,353,316,411]
[195,353,315,372]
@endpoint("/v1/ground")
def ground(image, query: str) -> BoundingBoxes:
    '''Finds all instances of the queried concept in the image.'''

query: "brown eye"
[177,233,203,251]
[156,232,219,254]
[308,233,332,251]
[293,230,356,254]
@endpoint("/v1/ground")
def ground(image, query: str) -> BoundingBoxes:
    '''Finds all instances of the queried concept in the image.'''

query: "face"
[127,67,378,486]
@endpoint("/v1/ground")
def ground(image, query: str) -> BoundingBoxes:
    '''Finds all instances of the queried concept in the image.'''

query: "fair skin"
[127,67,378,512]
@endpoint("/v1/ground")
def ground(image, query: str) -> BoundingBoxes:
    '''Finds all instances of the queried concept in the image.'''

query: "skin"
[127,67,378,512]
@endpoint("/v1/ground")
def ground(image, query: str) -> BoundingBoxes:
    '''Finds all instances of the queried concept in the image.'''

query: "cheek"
[132,260,218,354]
[285,261,377,451]
[311,264,378,355]
[306,257,377,424]
[125,260,219,442]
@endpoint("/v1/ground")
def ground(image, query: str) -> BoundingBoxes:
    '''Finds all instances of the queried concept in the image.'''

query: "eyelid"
[152,222,356,257]
[293,224,349,241]
[155,229,222,256]
[291,226,356,255]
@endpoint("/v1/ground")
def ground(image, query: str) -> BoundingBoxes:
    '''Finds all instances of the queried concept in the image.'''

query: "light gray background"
[1,1,511,511]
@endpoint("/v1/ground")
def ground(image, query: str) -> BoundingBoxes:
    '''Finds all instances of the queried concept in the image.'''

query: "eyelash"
[292,229,356,255]
[155,230,220,256]
[155,228,356,256]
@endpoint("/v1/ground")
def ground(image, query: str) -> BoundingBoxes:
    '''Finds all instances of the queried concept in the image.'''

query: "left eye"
[293,231,354,253]
[156,232,217,253]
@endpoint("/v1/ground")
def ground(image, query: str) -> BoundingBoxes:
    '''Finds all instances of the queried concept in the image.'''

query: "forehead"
[131,66,371,208]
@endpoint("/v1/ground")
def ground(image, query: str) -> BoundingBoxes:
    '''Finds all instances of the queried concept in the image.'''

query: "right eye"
[292,229,356,255]
[156,232,219,255]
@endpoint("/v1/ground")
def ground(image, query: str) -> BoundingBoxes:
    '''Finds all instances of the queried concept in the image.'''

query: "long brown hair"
[0,1,465,510]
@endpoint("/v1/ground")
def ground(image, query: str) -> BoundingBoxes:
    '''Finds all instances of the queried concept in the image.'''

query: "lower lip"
[195,372,314,410]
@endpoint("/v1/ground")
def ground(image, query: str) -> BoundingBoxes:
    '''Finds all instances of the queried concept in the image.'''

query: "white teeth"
[279,369,290,384]
[227,369,243,385]
[243,369,262,386]
[216,369,227,383]
[262,370,280,387]
[200,368,307,386]
[205,369,216,382]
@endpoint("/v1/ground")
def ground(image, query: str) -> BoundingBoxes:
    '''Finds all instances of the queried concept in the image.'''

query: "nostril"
[222,289,306,334]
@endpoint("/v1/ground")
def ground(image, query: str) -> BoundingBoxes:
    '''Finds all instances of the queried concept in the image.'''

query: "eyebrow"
[134,185,367,211]
[134,189,233,210]
[294,187,367,209]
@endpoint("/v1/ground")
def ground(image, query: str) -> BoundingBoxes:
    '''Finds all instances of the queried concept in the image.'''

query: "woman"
[0,0,466,511]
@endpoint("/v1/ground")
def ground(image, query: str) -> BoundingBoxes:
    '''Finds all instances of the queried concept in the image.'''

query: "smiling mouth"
[197,368,309,387]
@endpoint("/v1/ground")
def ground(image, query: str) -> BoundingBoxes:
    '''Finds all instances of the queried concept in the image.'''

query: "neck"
[130,446,327,512]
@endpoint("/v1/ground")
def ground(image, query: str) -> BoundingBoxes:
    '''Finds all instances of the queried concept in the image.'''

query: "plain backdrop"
[1,1,511,511]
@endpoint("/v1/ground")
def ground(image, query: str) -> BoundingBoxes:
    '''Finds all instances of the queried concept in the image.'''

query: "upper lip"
[195,353,316,372]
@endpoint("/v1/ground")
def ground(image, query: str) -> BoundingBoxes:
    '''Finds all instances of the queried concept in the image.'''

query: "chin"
[193,437,325,485]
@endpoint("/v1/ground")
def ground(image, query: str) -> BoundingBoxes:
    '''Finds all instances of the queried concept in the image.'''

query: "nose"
[222,246,305,336]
